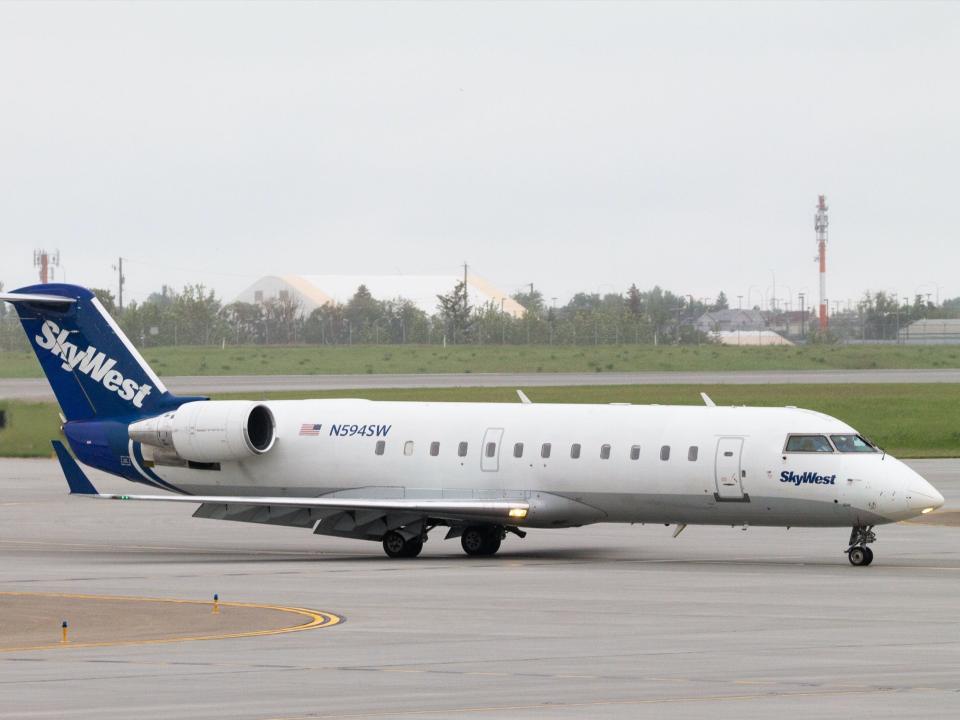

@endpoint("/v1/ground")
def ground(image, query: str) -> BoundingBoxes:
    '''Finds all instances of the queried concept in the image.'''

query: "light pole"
[892,293,900,343]
[550,297,558,345]
[737,295,743,346]
[498,298,505,345]
[798,293,805,339]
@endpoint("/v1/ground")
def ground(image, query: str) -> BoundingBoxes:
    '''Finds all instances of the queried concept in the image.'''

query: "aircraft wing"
[52,441,528,524]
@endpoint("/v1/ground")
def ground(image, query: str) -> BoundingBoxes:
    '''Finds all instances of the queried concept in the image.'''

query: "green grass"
[2,384,958,458]
[0,401,63,458]
[2,344,960,378]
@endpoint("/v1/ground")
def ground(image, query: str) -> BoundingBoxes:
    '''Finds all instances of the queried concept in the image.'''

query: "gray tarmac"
[5,367,960,401]
[0,457,959,719]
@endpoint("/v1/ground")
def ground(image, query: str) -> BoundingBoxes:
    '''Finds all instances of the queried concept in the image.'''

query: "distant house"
[694,309,766,334]
[898,319,960,345]
[767,310,815,336]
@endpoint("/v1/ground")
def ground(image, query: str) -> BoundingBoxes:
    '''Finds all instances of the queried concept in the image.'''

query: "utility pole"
[798,293,806,339]
[112,257,126,311]
[500,298,506,345]
[526,283,533,344]
[737,295,743,346]
[461,263,469,345]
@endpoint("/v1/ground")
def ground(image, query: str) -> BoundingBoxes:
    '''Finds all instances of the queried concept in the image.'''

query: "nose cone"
[898,460,945,515]
[877,459,945,522]
[906,476,945,514]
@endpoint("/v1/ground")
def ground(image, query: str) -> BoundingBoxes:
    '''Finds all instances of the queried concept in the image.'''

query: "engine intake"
[129,401,276,464]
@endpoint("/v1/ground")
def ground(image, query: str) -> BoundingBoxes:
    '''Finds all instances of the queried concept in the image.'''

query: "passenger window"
[375,440,385,456]
[830,434,877,453]
[688,446,698,462]
[570,443,581,459]
[600,444,611,460]
[458,441,468,457]
[660,445,670,461]
[430,441,440,457]
[541,443,552,459]
[485,442,497,458]
[785,435,834,453]
[404,441,414,456]
[630,445,641,460]
[513,442,524,458]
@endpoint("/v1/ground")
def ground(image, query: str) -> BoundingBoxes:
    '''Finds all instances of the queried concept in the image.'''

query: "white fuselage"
[142,400,942,530]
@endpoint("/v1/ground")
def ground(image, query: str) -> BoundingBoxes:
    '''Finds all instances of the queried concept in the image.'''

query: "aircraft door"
[480,428,504,472]
[715,437,746,500]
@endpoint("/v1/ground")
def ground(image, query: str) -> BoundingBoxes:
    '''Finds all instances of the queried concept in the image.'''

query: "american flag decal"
[299,423,322,436]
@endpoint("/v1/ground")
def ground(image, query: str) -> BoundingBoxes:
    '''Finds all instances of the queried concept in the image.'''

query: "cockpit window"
[784,435,834,453]
[830,434,877,453]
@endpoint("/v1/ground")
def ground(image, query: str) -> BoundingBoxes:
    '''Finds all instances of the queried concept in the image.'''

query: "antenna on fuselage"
[516,390,532,404]
[700,392,716,407]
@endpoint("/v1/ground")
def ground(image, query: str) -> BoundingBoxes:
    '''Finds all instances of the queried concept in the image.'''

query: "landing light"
[508,508,528,519]
[921,507,936,515]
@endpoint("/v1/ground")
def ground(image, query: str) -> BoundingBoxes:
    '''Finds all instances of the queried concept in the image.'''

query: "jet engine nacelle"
[128,401,277,463]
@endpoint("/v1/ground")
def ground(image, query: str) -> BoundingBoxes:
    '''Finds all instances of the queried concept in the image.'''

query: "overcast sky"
[1,1,958,310]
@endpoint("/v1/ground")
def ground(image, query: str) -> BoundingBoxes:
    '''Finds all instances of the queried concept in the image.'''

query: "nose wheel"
[847,545,874,566]
[847,525,876,567]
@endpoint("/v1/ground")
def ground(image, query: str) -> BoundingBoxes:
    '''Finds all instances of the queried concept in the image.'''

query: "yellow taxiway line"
[0,591,342,653]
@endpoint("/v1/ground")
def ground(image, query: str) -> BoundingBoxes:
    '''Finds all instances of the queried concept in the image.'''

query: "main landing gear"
[381,524,521,558]
[460,525,503,557]
[382,530,424,558]
[847,525,877,567]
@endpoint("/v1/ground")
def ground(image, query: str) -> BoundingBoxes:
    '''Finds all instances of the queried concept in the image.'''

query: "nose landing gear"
[847,525,876,566]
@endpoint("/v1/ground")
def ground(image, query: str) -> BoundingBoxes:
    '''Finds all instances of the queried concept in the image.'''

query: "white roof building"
[710,330,793,346]
[235,275,526,319]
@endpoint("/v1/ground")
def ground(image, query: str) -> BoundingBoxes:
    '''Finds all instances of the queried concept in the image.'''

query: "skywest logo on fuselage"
[34,320,153,408]
[780,471,837,486]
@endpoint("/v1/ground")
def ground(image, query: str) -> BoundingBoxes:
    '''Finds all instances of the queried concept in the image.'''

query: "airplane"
[1,283,945,566]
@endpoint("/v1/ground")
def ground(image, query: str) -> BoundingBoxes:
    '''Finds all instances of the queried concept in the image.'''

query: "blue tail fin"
[3,284,178,421]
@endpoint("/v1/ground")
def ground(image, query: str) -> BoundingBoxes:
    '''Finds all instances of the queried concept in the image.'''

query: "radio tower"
[33,249,60,284]
[814,195,829,330]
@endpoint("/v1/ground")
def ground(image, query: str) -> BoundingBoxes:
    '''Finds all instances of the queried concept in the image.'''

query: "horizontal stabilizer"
[0,292,76,306]
[52,440,99,495]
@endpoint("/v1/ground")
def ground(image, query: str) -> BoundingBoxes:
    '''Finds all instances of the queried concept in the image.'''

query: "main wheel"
[402,538,424,558]
[461,526,501,556]
[461,527,487,556]
[848,546,869,567]
[482,532,501,555]
[383,531,408,558]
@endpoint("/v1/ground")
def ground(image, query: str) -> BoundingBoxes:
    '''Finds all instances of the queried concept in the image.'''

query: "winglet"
[516,390,532,404]
[700,392,716,407]
[52,440,99,495]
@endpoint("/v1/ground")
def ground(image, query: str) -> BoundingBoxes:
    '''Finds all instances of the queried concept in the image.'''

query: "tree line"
[1,280,957,351]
